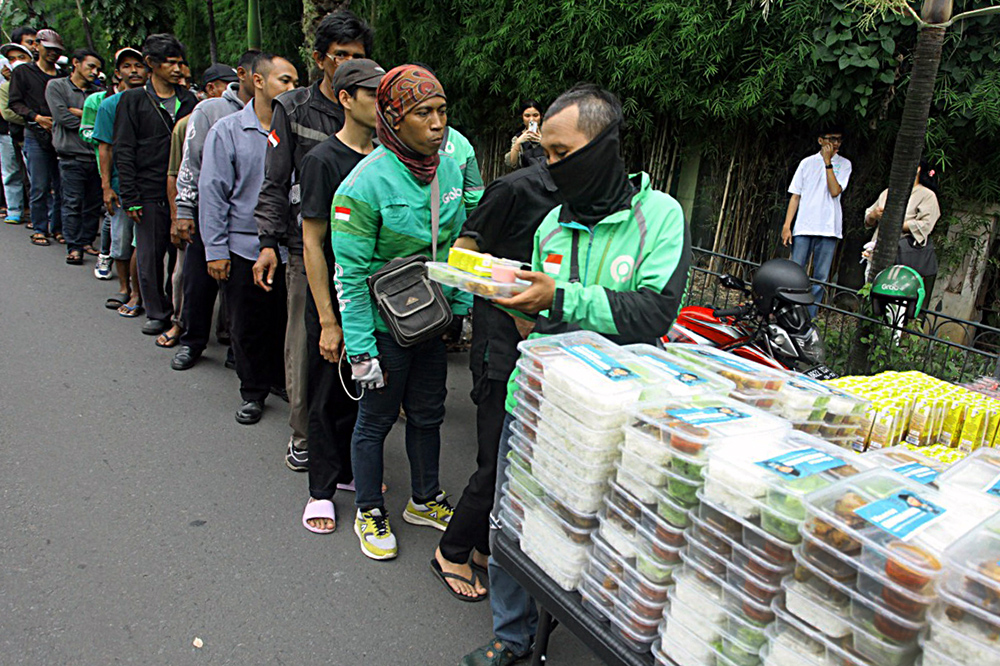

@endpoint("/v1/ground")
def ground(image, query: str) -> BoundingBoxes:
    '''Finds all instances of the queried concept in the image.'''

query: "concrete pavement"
[0,220,602,665]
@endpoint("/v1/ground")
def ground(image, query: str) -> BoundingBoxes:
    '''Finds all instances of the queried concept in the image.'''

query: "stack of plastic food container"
[925,511,1000,666]
[935,447,1000,497]
[781,468,1000,666]
[664,344,789,407]
[501,332,676,591]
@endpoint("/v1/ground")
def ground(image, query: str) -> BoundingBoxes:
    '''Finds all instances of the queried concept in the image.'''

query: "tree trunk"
[206,0,219,64]
[74,0,96,51]
[868,25,946,278]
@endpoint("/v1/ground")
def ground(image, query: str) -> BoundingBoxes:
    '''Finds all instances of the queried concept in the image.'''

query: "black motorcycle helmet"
[752,258,815,315]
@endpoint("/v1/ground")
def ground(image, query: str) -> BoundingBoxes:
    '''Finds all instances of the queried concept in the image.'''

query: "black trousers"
[224,254,287,402]
[179,228,222,352]
[438,373,507,562]
[134,201,176,322]
[305,286,359,500]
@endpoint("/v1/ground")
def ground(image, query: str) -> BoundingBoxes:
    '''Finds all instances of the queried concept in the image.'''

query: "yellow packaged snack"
[447,247,494,277]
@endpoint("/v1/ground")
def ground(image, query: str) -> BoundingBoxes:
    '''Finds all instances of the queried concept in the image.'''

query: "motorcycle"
[665,259,837,379]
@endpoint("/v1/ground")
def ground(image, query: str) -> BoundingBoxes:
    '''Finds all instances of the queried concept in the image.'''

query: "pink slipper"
[302,499,336,534]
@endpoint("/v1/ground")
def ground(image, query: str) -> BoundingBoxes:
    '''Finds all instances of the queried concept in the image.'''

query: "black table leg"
[531,607,553,666]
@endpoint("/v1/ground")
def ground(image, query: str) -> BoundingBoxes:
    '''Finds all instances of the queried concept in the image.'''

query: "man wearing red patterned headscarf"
[331,63,473,562]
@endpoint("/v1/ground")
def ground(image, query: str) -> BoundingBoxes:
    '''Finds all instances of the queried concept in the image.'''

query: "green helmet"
[871,265,926,320]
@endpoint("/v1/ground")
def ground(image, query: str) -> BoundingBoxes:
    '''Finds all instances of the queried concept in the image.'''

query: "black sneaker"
[224,346,236,370]
[285,439,308,472]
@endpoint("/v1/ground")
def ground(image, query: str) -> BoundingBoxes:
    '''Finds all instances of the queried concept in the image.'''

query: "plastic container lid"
[693,491,797,569]
[664,344,789,395]
[516,359,641,431]
[623,343,737,398]
[510,430,609,515]
[801,468,999,581]
[533,428,617,484]
[629,394,790,460]
[537,399,623,454]
[923,591,1000,663]
[861,446,948,486]
[768,598,871,666]
[936,447,1000,496]
[427,261,530,299]
[684,529,781,607]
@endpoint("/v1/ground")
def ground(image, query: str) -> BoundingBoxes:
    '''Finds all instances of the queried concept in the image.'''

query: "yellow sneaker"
[402,492,453,531]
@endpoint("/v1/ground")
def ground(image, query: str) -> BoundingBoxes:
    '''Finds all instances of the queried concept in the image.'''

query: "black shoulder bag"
[366,174,453,347]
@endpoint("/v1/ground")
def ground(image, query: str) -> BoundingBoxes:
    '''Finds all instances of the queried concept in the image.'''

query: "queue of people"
[2,12,697,666]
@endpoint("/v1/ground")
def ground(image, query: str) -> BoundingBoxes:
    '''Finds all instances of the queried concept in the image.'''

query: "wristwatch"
[825,164,834,169]
[349,352,372,364]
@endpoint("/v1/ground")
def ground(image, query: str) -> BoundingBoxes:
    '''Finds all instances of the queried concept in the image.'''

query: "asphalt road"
[0,221,603,665]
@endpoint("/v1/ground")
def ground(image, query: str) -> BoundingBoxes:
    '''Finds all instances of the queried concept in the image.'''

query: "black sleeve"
[460,178,515,253]
[254,102,294,250]
[113,93,141,208]
[8,67,34,121]
[299,149,334,222]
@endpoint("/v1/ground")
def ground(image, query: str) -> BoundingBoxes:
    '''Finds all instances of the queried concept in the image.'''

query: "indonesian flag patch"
[334,206,351,223]
[543,253,563,276]
[268,130,280,148]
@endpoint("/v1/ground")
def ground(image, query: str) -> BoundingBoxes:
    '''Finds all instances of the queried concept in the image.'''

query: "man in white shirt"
[781,126,851,315]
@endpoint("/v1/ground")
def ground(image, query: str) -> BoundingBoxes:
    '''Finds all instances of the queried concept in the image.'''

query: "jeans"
[790,235,838,317]
[488,413,536,656]
[59,158,102,253]
[109,205,133,260]
[23,133,61,236]
[100,213,112,255]
[351,331,447,510]
[305,286,358,500]
[0,134,24,220]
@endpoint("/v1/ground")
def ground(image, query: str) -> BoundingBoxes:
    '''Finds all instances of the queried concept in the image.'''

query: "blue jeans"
[790,235,838,317]
[351,331,447,510]
[100,213,112,255]
[108,205,133,260]
[23,134,61,236]
[0,134,24,220]
[488,412,537,656]
[59,158,103,253]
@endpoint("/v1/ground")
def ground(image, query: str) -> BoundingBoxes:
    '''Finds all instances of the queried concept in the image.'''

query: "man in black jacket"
[114,33,197,337]
[9,28,62,245]
[252,10,373,469]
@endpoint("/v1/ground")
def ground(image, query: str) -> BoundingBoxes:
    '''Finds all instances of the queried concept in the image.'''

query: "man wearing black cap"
[252,9,373,469]
[9,28,63,246]
[46,48,104,264]
[201,64,238,99]
[297,58,382,524]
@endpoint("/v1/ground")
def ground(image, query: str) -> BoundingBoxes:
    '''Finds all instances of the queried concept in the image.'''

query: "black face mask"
[547,121,635,227]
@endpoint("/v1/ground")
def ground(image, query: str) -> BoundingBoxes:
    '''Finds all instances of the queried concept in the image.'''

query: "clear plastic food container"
[427,261,530,299]
[579,566,662,651]
[768,598,872,666]
[689,518,793,588]
[578,571,615,620]
[611,460,694,530]
[533,428,617,485]
[922,589,1000,664]
[509,418,537,451]
[517,431,609,514]
[504,443,543,498]
[662,612,718,665]
[624,343,737,398]
[684,532,782,607]
[694,491,797,568]
[538,398,624,452]
[498,494,523,542]
[622,420,674,469]
[513,373,542,409]
[938,510,1000,614]
[936,446,1000,496]
[800,469,997,589]
[860,446,947,486]
[521,500,596,591]
[629,394,790,461]
[664,344,789,395]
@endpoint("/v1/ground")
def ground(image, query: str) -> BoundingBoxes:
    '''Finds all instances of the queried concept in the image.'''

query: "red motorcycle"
[665,259,836,378]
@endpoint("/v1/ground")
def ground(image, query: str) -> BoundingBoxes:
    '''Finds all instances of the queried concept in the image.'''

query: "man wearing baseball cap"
[0,42,33,225]
[9,27,63,245]
[297,58,382,523]
[201,63,238,99]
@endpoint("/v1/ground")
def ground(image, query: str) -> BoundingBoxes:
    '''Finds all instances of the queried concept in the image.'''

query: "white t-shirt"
[788,152,852,238]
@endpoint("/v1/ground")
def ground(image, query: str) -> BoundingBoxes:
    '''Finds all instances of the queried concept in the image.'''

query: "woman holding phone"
[503,99,544,169]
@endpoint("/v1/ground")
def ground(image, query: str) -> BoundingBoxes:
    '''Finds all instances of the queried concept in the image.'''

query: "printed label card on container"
[756,448,847,480]
[854,491,947,540]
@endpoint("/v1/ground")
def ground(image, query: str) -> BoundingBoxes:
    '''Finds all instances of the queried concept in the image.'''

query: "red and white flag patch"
[268,130,280,148]
[543,253,563,276]
[334,206,351,223]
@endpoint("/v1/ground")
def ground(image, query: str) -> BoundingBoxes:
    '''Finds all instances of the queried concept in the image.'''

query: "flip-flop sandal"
[118,303,144,318]
[54,233,66,244]
[470,559,490,589]
[30,233,50,246]
[106,293,129,309]
[82,245,100,256]
[155,332,180,348]
[66,252,83,265]
[302,499,336,534]
[430,559,487,602]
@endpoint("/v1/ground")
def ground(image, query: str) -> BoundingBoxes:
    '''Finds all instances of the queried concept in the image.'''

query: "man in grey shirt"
[45,48,103,263]
[199,53,298,425]
[169,50,258,372]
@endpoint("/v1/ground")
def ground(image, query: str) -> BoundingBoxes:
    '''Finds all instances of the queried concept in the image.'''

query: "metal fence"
[685,247,1000,383]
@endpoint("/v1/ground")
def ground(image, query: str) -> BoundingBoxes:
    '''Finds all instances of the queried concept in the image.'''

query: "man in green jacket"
[461,83,690,665]
[331,64,472,561]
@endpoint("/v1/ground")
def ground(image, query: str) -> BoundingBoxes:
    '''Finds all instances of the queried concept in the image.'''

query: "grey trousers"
[285,252,309,449]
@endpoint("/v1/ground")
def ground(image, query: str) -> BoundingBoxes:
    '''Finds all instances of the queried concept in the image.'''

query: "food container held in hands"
[628,394,789,461]
[427,261,529,299]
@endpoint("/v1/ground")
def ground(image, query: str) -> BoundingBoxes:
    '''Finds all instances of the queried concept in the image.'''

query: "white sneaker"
[94,254,113,280]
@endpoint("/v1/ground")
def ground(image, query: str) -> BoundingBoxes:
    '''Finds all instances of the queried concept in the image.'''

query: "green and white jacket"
[331,145,473,359]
